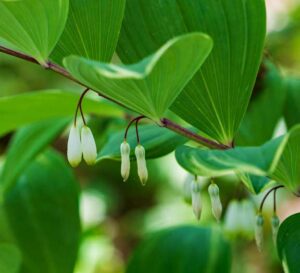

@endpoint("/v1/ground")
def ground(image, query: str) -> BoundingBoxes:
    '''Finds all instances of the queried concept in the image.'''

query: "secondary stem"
[0,45,230,150]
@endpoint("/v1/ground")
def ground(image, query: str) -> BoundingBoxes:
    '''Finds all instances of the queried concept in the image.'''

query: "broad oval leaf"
[98,124,187,161]
[117,0,266,144]
[277,213,300,273]
[64,33,213,122]
[51,0,125,64]
[126,226,232,273]
[0,90,123,137]
[0,244,21,273]
[0,0,69,65]
[236,61,286,146]
[3,150,80,273]
[176,125,300,194]
[0,118,69,194]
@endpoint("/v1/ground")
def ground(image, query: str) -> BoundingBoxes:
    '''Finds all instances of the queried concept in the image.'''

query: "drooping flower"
[191,178,202,220]
[81,126,97,165]
[120,140,131,182]
[255,214,264,252]
[135,144,148,185]
[208,183,222,221]
[271,214,280,245]
[67,124,82,167]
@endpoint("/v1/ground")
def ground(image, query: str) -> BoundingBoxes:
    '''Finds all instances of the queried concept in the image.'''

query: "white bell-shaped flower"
[81,126,97,165]
[255,214,264,252]
[208,183,223,221]
[191,179,202,220]
[135,144,148,185]
[271,214,280,245]
[120,140,131,181]
[67,124,82,167]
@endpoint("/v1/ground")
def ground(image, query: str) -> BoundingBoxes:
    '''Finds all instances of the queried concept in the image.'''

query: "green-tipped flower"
[135,144,148,185]
[208,183,222,221]
[81,126,97,165]
[67,124,82,167]
[191,179,202,220]
[271,214,280,245]
[120,140,131,182]
[255,214,264,252]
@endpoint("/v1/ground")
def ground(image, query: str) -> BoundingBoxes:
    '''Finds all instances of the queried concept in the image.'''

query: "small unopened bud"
[135,145,148,185]
[208,183,222,221]
[81,126,97,165]
[191,179,202,220]
[255,214,264,252]
[120,140,131,182]
[67,124,82,167]
[271,214,280,245]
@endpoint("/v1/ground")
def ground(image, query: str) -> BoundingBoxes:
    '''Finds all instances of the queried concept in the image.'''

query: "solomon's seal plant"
[0,0,300,272]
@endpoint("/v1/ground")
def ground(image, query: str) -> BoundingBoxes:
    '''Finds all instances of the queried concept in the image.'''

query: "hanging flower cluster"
[254,185,283,251]
[67,89,97,167]
[186,176,223,222]
[120,116,148,185]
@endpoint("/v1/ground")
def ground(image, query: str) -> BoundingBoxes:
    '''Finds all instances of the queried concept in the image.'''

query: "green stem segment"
[0,45,230,150]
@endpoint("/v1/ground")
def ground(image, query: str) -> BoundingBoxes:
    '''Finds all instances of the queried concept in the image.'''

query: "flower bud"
[81,126,97,165]
[271,214,280,244]
[255,214,264,252]
[208,183,222,221]
[135,145,148,185]
[183,176,193,204]
[191,179,202,220]
[67,124,82,167]
[120,140,131,182]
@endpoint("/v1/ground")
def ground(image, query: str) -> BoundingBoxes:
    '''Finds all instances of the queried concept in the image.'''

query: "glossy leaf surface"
[117,0,266,144]
[64,33,213,121]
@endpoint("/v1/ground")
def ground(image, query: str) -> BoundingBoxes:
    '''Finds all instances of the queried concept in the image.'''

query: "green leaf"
[0,90,123,137]
[283,77,300,129]
[117,0,266,144]
[126,226,232,273]
[0,0,69,65]
[51,0,125,64]
[98,124,187,161]
[3,150,80,273]
[0,118,69,194]
[236,61,286,146]
[0,244,21,273]
[64,33,213,122]
[175,125,300,193]
[272,126,300,194]
[277,213,300,273]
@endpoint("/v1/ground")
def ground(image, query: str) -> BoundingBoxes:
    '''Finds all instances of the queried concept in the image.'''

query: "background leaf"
[0,90,123,137]
[3,149,80,273]
[0,118,69,194]
[98,124,187,161]
[175,125,300,193]
[126,226,232,273]
[0,0,69,64]
[51,0,125,64]
[277,213,300,273]
[283,77,300,129]
[0,244,21,273]
[236,60,286,146]
[117,0,266,144]
[64,33,213,121]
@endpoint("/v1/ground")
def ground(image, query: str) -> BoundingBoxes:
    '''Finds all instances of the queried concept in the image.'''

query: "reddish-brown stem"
[259,185,284,213]
[160,118,231,150]
[124,116,145,140]
[74,88,90,126]
[0,45,232,150]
